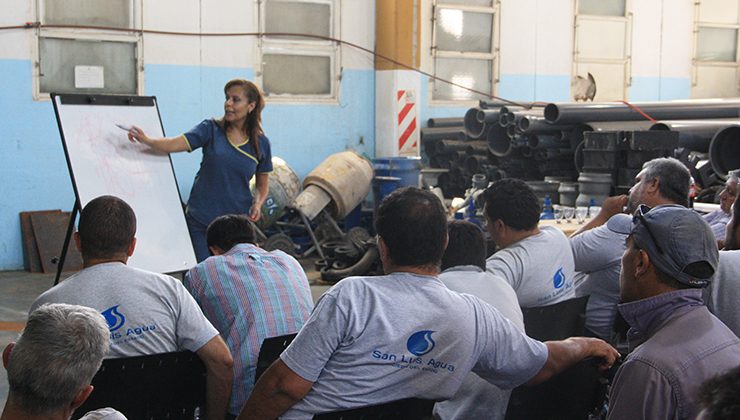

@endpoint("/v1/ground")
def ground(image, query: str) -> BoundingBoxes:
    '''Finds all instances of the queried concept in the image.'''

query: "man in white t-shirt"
[433,220,524,420]
[569,157,691,339]
[483,178,576,308]
[237,187,619,420]
[30,195,233,420]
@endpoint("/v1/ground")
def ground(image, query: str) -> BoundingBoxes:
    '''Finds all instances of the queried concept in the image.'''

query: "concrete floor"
[0,264,332,409]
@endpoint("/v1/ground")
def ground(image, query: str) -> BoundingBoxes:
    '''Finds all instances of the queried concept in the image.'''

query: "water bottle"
[540,195,555,220]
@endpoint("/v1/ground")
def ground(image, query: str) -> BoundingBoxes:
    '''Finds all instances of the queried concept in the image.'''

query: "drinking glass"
[575,206,588,224]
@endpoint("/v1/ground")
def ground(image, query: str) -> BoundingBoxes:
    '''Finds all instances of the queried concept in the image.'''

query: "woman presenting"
[127,79,272,262]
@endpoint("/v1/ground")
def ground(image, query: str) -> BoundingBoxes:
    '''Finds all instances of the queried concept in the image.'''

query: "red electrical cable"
[620,100,658,123]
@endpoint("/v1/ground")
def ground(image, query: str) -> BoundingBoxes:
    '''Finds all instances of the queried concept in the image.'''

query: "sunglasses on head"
[632,204,665,255]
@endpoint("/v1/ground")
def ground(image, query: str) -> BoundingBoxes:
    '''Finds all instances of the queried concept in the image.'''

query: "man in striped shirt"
[184,214,314,419]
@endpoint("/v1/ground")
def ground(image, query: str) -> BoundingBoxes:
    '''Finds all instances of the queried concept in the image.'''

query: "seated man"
[703,192,740,336]
[483,178,576,308]
[1,303,113,419]
[184,214,314,418]
[238,187,619,420]
[606,205,740,420]
[31,195,233,420]
[569,157,691,339]
[433,220,524,420]
[702,169,739,245]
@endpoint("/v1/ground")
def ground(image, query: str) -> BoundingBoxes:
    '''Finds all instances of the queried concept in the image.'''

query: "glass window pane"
[39,38,137,94]
[578,0,625,17]
[42,0,132,28]
[435,9,493,53]
[697,27,738,62]
[265,1,331,40]
[433,57,491,101]
[263,54,331,95]
[439,0,493,6]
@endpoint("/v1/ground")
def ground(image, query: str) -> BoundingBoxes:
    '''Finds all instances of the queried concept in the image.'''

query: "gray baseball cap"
[607,204,718,288]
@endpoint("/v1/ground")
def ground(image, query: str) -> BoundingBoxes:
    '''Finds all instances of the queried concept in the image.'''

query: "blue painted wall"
[629,76,692,101]
[0,59,374,270]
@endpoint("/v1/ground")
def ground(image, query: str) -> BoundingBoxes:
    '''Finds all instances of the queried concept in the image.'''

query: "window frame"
[430,0,500,104]
[257,0,341,103]
[32,0,143,101]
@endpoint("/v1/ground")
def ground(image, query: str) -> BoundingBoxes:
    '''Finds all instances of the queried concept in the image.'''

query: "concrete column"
[375,0,422,158]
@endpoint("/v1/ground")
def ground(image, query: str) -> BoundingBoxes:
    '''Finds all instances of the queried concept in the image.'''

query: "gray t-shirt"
[31,262,218,357]
[569,223,626,339]
[434,266,524,420]
[279,272,548,420]
[704,250,740,336]
[486,225,576,308]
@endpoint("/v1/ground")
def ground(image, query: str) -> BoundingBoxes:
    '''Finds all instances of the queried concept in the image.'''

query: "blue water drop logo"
[553,268,565,289]
[101,305,126,332]
[407,330,436,356]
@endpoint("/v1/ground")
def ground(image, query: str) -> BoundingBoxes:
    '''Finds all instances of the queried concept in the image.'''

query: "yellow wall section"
[375,0,420,70]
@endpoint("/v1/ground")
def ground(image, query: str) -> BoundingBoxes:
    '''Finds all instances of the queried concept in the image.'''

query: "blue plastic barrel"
[372,156,422,188]
[373,176,402,207]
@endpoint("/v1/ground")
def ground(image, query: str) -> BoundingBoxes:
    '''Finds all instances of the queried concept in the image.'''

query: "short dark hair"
[483,178,540,231]
[78,196,136,260]
[206,214,255,252]
[375,187,447,268]
[441,220,486,271]
[697,365,740,420]
[641,157,691,206]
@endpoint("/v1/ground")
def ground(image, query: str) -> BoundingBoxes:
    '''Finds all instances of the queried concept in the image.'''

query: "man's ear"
[209,245,224,256]
[127,237,137,257]
[3,342,15,369]
[645,177,661,196]
[70,385,94,410]
[74,231,82,252]
[636,249,651,278]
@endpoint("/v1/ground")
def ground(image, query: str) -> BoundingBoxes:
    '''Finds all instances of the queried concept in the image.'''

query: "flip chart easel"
[51,94,197,283]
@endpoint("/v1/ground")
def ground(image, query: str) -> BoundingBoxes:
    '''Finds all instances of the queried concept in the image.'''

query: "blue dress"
[182,119,273,261]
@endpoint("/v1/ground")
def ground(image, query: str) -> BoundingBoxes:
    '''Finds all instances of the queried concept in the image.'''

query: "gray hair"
[641,157,691,206]
[7,303,109,415]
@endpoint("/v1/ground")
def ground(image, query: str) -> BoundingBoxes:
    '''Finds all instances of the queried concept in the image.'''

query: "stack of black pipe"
[440,99,740,196]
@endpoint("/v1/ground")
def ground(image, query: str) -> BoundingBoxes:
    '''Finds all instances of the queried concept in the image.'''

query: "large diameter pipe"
[486,124,513,157]
[427,117,464,128]
[464,108,486,139]
[545,99,740,124]
[709,125,740,177]
[436,139,469,154]
[477,109,504,123]
[649,119,740,153]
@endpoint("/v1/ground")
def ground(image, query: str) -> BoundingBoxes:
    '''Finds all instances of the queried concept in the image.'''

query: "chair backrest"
[255,333,298,383]
[313,398,435,420]
[506,295,603,420]
[72,351,206,420]
[521,295,590,340]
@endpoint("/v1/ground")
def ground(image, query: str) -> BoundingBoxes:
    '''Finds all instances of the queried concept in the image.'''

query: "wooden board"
[29,211,83,274]
[20,210,61,272]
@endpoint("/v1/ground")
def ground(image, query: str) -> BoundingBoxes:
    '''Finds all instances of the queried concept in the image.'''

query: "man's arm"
[196,335,234,420]
[237,359,314,420]
[570,195,628,237]
[527,337,619,385]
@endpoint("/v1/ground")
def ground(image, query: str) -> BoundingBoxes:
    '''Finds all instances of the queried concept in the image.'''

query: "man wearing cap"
[569,157,691,340]
[605,205,740,420]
